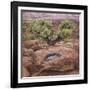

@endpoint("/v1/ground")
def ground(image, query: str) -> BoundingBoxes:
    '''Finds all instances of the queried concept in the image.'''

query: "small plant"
[23,19,77,45]
[29,20,52,39]
[23,20,55,45]
[58,20,75,40]
[58,29,73,39]
[23,33,35,41]
[28,49,36,64]
[40,27,53,40]
[60,20,74,30]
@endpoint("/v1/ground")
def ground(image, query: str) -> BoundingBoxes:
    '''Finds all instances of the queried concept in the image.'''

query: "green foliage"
[23,19,77,45]
[40,28,53,40]
[29,20,52,37]
[59,20,75,30]
[23,20,53,41]
[28,49,34,55]
[58,29,73,39]
[23,33,35,40]
[58,20,75,40]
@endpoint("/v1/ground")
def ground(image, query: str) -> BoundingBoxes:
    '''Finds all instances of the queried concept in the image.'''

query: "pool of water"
[45,53,61,61]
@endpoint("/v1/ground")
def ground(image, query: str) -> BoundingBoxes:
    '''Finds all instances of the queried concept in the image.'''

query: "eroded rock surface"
[22,40,79,77]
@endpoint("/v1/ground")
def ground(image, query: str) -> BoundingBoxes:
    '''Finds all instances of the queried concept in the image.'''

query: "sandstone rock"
[22,56,33,67]
[23,48,30,56]
[22,67,30,77]
[34,46,78,75]
[23,40,48,50]
[22,40,79,76]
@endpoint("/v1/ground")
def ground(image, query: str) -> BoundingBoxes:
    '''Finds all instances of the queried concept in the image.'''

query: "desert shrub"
[23,20,54,42]
[23,33,35,41]
[58,29,73,39]
[40,27,53,40]
[29,20,41,33]
[60,20,74,30]
[58,20,75,40]
[29,20,52,37]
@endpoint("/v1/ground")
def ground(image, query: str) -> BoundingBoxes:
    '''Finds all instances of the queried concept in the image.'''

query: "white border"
[18,6,84,83]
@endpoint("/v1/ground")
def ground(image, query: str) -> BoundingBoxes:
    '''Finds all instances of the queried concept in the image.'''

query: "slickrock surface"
[22,40,79,77]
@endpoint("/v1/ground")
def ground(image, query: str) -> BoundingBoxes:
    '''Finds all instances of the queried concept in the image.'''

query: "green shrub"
[23,20,53,41]
[59,20,75,30]
[58,20,75,40]
[58,29,73,39]
[23,19,77,45]
[40,27,53,40]
[23,33,35,41]
[29,20,52,35]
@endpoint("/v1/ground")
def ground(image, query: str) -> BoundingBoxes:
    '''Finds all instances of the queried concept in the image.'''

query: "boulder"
[23,40,48,50]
